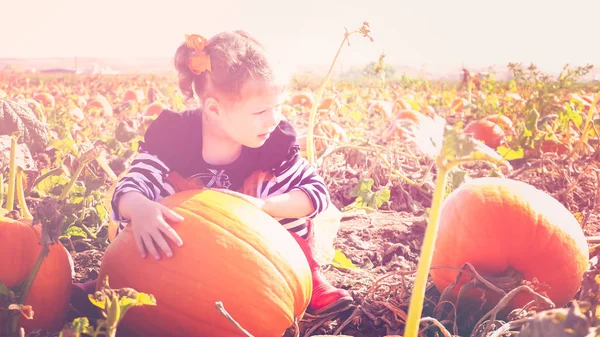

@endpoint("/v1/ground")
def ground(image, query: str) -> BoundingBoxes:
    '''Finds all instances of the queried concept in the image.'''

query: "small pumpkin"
[84,95,113,117]
[289,92,314,109]
[430,178,589,311]
[32,93,55,109]
[123,89,144,104]
[482,114,514,135]
[97,189,312,337]
[297,121,348,153]
[0,217,74,334]
[380,109,429,143]
[367,100,393,119]
[463,119,506,148]
[317,96,340,111]
[393,98,412,111]
[450,97,469,113]
[141,101,168,117]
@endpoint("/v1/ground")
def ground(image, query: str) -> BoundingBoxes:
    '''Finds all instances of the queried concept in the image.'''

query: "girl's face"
[209,80,286,148]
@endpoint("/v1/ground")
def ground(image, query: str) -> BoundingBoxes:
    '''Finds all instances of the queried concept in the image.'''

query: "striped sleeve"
[110,151,176,222]
[260,150,330,219]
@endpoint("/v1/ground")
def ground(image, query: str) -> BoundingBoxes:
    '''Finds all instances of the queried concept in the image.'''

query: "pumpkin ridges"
[175,204,299,313]
[98,189,311,337]
[174,190,311,316]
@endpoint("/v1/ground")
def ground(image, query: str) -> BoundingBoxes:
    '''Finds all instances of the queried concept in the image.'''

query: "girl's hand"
[127,198,184,260]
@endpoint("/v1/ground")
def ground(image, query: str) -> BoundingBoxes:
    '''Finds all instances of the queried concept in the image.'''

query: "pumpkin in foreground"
[0,217,74,334]
[430,177,589,310]
[97,189,312,337]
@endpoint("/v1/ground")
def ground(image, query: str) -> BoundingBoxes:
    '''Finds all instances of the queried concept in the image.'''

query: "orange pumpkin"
[430,178,589,310]
[394,98,412,111]
[289,92,314,109]
[380,109,428,143]
[84,95,113,117]
[450,97,469,113]
[297,121,348,153]
[97,189,312,337]
[367,100,393,119]
[463,119,506,148]
[142,101,168,117]
[123,89,144,103]
[317,96,339,111]
[32,93,55,109]
[0,217,74,334]
[482,114,514,135]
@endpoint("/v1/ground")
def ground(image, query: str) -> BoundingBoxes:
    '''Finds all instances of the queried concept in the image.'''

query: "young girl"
[71,30,353,317]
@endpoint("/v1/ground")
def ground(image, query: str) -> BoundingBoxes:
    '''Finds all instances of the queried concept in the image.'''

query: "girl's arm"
[111,151,175,222]
[258,149,330,219]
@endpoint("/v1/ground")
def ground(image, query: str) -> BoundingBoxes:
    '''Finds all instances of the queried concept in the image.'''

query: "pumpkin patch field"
[2,58,600,337]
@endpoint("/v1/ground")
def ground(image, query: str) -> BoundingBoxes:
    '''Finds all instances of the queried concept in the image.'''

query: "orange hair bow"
[185,34,212,75]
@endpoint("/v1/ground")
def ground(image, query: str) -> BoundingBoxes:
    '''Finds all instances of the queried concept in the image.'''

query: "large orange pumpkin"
[97,189,312,337]
[430,178,589,310]
[0,217,74,334]
[463,119,506,148]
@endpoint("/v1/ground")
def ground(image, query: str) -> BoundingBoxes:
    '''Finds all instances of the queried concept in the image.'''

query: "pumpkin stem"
[15,168,32,220]
[215,301,254,337]
[5,133,18,211]
[484,267,524,293]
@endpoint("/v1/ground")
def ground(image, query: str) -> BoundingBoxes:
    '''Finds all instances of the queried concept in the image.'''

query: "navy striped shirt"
[110,108,330,238]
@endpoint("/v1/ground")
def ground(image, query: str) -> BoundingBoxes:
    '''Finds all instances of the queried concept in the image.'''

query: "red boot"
[290,220,354,315]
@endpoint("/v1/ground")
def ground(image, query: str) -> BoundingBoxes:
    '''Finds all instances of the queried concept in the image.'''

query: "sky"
[1,0,599,73]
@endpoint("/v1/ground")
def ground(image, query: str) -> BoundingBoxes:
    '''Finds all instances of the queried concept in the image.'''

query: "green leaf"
[119,292,157,317]
[496,145,525,160]
[373,188,391,208]
[50,138,79,156]
[96,202,108,221]
[68,317,95,335]
[88,295,106,310]
[35,175,70,197]
[331,249,359,270]
[64,225,87,239]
